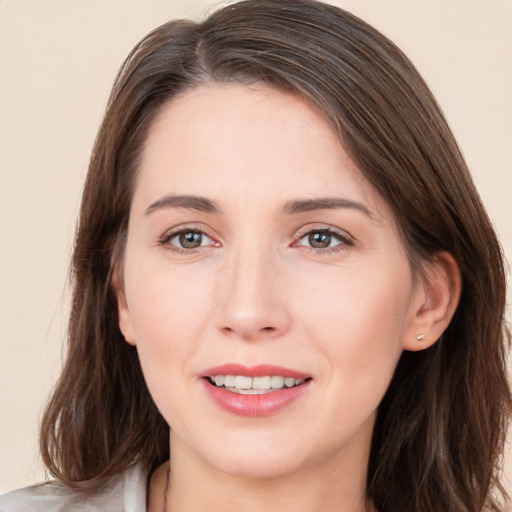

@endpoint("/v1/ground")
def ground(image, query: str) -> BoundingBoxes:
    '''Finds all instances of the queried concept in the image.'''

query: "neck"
[150,431,375,512]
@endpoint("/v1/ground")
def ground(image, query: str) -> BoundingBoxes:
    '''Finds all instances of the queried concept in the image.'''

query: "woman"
[1,0,510,511]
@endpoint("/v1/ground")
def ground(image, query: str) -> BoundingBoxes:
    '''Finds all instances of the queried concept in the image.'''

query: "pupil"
[179,232,202,248]
[309,232,331,248]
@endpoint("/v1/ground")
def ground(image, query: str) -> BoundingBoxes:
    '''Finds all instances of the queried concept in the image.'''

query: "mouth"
[200,364,312,415]
[206,374,310,395]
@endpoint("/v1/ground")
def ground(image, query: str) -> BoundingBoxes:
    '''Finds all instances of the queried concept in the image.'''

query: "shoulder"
[0,463,148,512]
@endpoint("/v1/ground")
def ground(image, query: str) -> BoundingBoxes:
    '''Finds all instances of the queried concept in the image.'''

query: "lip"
[202,363,310,380]
[200,363,312,417]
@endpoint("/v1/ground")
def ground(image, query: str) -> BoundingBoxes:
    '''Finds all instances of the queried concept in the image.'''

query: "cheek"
[303,264,411,326]
[126,259,213,340]
[123,262,214,396]
[299,265,412,400]
[124,271,213,430]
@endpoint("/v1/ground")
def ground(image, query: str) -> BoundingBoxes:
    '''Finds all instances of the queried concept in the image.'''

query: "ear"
[403,252,461,352]
[112,265,136,346]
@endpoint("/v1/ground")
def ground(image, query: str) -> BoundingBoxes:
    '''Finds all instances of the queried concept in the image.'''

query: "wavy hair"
[40,1,511,510]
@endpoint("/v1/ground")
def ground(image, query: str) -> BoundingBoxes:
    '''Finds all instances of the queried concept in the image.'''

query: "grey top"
[0,463,147,512]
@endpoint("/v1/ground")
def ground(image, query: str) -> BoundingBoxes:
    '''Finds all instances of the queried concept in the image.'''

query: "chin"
[185,430,312,480]
[213,451,305,480]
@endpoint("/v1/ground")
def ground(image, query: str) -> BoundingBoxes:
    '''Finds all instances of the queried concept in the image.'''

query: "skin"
[117,83,460,512]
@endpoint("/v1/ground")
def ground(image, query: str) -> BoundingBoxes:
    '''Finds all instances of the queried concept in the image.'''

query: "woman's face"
[118,83,424,480]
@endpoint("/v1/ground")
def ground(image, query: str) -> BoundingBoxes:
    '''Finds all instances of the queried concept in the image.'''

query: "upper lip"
[201,363,310,380]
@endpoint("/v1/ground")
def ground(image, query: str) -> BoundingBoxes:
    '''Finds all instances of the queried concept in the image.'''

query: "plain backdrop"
[1,0,511,496]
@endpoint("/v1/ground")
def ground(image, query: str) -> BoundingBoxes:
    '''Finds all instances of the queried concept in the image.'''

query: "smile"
[201,365,312,416]
[208,375,307,394]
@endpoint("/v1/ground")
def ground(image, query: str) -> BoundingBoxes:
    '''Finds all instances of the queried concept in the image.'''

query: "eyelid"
[292,224,355,252]
[157,223,354,254]
[158,224,220,252]
[294,224,354,241]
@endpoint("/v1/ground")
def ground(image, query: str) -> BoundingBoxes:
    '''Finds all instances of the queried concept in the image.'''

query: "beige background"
[1,0,510,497]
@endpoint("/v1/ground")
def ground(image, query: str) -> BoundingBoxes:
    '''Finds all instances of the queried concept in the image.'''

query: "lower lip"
[202,379,311,417]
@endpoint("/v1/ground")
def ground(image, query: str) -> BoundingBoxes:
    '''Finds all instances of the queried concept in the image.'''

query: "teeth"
[209,375,306,393]
[223,375,235,387]
[253,376,271,390]
[234,376,252,389]
[270,376,284,388]
[284,377,295,387]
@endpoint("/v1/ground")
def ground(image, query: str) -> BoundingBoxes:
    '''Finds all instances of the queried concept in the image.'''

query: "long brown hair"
[40,1,511,510]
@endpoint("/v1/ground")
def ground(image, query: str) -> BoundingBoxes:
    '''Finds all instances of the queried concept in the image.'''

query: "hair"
[39,1,511,510]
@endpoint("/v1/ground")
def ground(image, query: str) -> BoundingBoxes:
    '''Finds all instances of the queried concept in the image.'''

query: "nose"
[215,249,292,341]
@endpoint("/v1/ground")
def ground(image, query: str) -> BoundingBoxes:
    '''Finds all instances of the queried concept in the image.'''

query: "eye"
[161,228,216,251]
[302,231,338,249]
[296,228,353,251]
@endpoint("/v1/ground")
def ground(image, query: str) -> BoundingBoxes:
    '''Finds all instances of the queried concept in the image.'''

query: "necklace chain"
[162,464,170,512]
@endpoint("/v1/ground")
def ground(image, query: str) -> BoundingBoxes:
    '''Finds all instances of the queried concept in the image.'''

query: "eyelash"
[293,227,354,254]
[158,226,354,255]
[158,227,217,254]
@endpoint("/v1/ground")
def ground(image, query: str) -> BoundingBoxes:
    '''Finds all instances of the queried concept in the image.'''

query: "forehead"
[135,82,389,221]
[145,82,341,159]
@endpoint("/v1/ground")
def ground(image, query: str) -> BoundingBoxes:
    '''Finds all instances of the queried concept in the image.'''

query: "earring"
[416,334,425,341]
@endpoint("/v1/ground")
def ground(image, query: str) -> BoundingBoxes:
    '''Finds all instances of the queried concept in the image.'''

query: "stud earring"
[416,334,425,341]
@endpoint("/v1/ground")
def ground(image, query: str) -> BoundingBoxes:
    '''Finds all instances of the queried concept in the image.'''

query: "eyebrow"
[145,195,222,215]
[144,194,375,220]
[282,197,375,219]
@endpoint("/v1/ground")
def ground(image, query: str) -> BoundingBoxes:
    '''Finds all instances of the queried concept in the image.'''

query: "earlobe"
[112,266,136,346]
[403,252,461,352]
[118,295,137,346]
